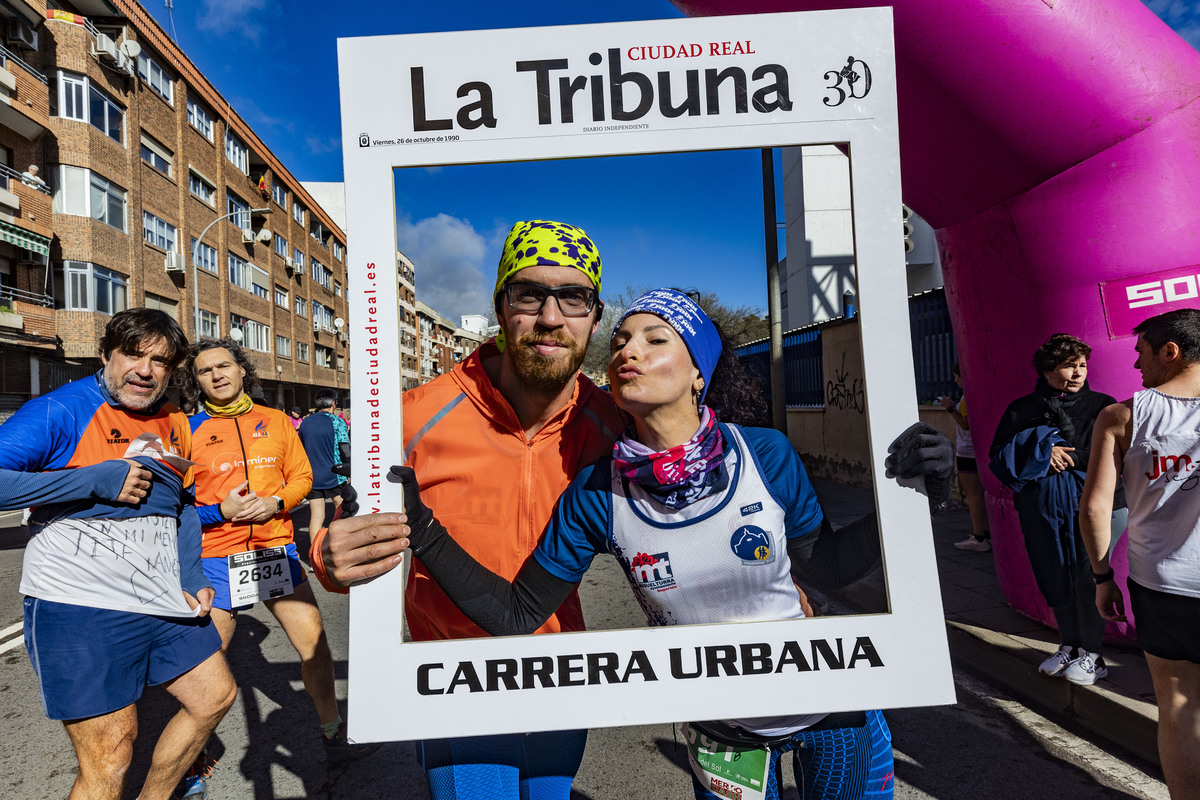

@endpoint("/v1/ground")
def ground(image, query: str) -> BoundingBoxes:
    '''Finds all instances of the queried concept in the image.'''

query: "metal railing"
[737,325,825,409]
[0,42,47,85]
[0,285,52,309]
[0,163,51,195]
[735,288,959,410]
[909,288,957,403]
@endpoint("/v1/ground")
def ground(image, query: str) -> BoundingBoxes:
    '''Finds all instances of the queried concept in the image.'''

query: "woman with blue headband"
[392,288,945,800]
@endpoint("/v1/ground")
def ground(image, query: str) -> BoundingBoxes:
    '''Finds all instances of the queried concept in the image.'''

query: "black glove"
[386,464,438,552]
[337,481,359,517]
[885,422,953,510]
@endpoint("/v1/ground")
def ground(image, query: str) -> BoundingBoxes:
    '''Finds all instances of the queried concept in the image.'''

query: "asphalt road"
[0,513,1168,799]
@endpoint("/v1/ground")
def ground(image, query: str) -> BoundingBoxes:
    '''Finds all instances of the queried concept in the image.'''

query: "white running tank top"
[610,425,823,736]
[609,425,805,626]
[1124,388,1200,597]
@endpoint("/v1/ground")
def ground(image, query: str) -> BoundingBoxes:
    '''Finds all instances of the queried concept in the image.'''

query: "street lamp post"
[192,207,272,337]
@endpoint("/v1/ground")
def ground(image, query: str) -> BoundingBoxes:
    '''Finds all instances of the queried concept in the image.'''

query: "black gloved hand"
[884,421,953,510]
[386,464,436,550]
[337,481,359,517]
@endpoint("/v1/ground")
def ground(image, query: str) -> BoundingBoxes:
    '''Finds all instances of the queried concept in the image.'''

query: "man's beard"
[508,329,588,394]
[104,371,164,411]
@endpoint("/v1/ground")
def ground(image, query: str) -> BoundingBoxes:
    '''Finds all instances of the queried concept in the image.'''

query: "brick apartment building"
[415,300,455,385]
[0,0,350,418]
[397,248,418,390]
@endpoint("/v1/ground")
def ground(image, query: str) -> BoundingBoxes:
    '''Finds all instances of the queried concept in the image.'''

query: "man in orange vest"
[312,220,623,800]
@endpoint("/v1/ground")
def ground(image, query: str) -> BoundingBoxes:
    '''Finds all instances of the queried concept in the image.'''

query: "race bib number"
[228,546,294,606]
[682,723,770,800]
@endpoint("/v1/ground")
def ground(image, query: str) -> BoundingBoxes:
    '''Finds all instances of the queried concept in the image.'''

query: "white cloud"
[398,214,493,323]
[305,135,342,156]
[197,0,271,42]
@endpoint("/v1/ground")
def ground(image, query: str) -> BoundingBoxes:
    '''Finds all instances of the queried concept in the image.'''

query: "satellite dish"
[256,227,273,244]
[333,317,345,330]
[119,40,142,59]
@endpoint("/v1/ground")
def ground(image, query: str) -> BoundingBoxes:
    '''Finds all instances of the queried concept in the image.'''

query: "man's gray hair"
[315,388,339,410]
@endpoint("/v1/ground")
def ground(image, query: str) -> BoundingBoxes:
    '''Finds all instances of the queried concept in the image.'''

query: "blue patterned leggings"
[690,710,893,800]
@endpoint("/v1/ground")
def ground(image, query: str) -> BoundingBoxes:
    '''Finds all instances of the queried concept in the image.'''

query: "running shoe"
[323,722,382,763]
[953,536,991,552]
[1038,645,1074,677]
[1063,651,1108,685]
[176,751,218,799]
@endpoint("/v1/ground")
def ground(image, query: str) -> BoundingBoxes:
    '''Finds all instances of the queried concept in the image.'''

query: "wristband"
[1092,568,1115,585]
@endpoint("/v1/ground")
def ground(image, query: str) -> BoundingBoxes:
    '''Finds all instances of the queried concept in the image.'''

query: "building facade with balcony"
[0,0,55,417]
[453,315,487,365]
[397,249,418,391]
[415,300,455,386]
[0,0,351,418]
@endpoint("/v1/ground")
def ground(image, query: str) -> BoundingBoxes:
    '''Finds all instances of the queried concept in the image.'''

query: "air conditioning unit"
[92,33,119,63]
[241,228,256,244]
[7,19,37,51]
[164,252,186,273]
[116,52,135,77]
[313,320,322,333]
[284,257,294,270]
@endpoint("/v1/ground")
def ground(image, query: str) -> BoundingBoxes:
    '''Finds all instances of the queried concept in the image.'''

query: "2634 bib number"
[227,546,294,606]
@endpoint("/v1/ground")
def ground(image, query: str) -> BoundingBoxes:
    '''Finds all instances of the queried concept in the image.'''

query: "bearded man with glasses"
[310,220,627,800]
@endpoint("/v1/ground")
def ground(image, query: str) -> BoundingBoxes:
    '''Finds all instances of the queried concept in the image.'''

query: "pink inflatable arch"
[675,0,1200,642]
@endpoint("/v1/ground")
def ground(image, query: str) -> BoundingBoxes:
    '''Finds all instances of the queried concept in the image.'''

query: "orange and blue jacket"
[311,341,626,641]
[190,404,313,557]
[0,372,207,593]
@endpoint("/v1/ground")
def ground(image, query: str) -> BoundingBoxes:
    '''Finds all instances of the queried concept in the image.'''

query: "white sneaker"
[954,536,991,552]
[1063,651,1108,685]
[1038,645,1074,677]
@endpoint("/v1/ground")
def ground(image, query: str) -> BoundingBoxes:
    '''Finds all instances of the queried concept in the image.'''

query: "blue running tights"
[419,729,587,800]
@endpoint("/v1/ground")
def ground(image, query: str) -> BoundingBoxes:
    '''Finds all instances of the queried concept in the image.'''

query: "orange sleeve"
[308,524,349,594]
[278,418,313,510]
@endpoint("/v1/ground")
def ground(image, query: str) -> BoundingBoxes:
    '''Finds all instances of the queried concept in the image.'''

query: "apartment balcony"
[0,285,58,351]
[0,42,49,142]
[0,162,53,241]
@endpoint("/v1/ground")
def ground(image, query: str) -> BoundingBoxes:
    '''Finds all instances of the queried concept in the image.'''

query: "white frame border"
[338,9,954,742]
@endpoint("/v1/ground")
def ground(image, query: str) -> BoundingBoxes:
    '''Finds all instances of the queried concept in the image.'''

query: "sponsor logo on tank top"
[740,501,763,516]
[730,525,775,565]
[1145,449,1199,489]
[630,551,676,591]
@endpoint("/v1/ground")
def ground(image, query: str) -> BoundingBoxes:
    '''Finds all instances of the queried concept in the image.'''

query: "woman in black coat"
[990,333,1119,686]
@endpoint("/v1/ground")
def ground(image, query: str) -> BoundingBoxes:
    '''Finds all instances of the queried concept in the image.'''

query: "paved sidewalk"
[811,479,1160,768]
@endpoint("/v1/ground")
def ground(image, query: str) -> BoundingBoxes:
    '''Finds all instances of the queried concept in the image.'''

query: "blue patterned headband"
[615,289,722,402]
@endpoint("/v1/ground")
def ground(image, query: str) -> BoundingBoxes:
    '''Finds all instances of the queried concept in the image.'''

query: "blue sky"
[145,1,1199,322]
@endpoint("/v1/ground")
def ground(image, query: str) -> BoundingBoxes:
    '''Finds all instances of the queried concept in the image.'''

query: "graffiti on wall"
[826,352,865,414]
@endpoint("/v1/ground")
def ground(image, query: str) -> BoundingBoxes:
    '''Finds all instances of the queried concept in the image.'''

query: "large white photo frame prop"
[338,9,954,743]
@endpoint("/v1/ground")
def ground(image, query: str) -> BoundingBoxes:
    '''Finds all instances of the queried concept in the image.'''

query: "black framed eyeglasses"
[504,282,599,317]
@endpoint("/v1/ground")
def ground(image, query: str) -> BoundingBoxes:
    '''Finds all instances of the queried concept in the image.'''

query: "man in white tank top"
[1080,308,1200,800]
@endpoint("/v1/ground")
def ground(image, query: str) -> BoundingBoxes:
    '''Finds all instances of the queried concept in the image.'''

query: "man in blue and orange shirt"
[0,308,236,800]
